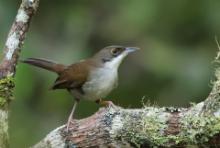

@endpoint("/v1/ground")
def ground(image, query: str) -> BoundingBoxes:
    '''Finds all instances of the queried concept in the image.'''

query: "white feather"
[105,52,128,69]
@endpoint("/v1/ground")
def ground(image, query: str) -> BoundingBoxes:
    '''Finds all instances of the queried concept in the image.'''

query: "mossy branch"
[0,76,14,108]
[32,105,220,148]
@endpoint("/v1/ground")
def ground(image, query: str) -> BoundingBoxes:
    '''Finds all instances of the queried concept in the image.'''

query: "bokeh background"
[1,0,220,147]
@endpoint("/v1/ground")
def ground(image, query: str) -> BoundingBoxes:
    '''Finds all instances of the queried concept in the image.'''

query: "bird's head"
[94,45,139,69]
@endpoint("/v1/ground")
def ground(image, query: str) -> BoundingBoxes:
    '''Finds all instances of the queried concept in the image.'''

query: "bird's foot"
[96,99,117,109]
[104,100,116,108]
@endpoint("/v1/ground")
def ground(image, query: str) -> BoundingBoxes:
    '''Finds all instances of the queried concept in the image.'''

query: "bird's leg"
[66,100,78,131]
[95,99,116,108]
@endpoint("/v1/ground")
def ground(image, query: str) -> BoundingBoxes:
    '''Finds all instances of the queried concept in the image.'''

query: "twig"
[0,0,40,78]
[0,1,40,148]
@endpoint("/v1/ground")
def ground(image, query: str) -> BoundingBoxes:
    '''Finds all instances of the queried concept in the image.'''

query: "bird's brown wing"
[51,61,91,90]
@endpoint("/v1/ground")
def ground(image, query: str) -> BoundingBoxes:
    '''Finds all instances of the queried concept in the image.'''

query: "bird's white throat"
[104,52,128,69]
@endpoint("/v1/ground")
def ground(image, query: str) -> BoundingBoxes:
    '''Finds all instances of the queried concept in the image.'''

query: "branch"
[0,0,39,147]
[33,54,220,147]
[0,0,39,78]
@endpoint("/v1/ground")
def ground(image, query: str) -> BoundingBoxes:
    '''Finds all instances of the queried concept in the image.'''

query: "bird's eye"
[111,48,121,56]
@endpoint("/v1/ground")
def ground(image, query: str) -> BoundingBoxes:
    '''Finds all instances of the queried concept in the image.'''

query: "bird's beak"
[125,47,140,53]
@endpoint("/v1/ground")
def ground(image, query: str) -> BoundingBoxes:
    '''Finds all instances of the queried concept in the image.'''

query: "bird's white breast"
[71,52,128,101]
[82,67,118,101]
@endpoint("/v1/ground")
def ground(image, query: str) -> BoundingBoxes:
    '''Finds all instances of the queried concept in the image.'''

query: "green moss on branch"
[108,106,220,147]
[0,76,14,108]
[180,114,220,145]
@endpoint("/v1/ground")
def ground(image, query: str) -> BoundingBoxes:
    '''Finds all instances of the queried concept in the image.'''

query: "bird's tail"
[21,58,66,74]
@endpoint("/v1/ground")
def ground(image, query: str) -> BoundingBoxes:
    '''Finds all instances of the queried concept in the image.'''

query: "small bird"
[22,45,139,130]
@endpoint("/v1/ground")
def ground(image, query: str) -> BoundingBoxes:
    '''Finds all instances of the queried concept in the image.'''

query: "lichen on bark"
[0,76,14,108]
[112,107,172,147]
[0,76,14,148]
[0,111,9,148]
[180,114,220,144]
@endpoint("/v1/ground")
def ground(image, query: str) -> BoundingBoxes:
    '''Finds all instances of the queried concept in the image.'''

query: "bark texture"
[33,54,220,147]
[0,0,40,147]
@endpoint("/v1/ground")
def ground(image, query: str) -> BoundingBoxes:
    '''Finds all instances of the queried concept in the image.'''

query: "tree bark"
[0,0,40,148]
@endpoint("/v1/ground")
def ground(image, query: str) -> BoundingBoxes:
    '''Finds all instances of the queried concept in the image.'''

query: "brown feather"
[51,59,100,90]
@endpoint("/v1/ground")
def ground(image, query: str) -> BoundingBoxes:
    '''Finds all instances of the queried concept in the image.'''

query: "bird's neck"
[104,53,126,70]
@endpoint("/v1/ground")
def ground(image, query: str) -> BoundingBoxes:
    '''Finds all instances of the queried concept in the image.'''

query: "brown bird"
[22,45,139,130]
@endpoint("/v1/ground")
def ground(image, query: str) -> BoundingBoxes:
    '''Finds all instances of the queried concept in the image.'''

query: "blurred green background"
[1,0,220,147]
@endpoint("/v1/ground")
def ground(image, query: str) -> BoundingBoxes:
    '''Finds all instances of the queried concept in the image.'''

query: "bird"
[22,45,139,131]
